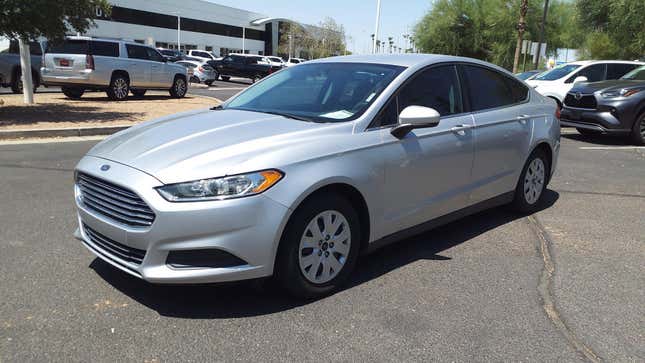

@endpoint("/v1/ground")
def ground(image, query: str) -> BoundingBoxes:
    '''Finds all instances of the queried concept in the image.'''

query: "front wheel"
[169,76,187,98]
[511,149,550,213]
[629,112,645,146]
[275,194,361,299]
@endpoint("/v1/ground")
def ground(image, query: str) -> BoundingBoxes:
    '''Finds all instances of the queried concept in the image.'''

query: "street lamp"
[372,0,381,54]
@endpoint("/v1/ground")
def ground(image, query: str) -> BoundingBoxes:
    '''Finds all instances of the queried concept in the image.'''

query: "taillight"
[86,54,95,70]
[268,67,274,74]
[555,107,561,120]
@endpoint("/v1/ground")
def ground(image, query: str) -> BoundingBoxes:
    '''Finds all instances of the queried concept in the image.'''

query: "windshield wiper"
[258,110,314,122]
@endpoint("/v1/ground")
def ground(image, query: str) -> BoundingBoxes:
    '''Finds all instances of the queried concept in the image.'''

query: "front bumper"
[73,156,290,284]
[560,106,632,135]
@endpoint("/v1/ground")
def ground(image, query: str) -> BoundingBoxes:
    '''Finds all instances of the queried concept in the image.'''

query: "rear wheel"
[169,76,187,98]
[220,76,230,81]
[61,87,85,99]
[629,112,645,145]
[130,89,147,98]
[11,68,38,94]
[276,194,361,299]
[251,74,262,83]
[511,149,549,214]
[204,80,213,86]
[189,75,200,84]
[106,74,130,101]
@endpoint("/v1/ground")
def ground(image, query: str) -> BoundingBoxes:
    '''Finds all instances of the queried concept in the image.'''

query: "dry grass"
[0,91,218,130]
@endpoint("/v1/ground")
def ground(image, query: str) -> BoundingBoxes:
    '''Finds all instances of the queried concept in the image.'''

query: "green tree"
[0,0,111,103]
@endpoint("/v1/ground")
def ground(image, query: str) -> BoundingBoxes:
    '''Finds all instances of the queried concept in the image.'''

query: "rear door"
[460,64,533,203]
[124,44,151,87]
[606,63,639,80]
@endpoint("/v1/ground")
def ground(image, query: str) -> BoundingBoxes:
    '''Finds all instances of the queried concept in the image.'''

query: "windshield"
[533,64,581,81]
[224,62,405,123]
[621,65,645,80]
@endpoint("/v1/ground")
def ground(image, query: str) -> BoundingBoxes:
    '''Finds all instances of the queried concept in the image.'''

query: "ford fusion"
[74,55,560,298]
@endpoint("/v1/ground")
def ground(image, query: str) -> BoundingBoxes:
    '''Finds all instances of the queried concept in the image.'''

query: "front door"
[377,64,475,233]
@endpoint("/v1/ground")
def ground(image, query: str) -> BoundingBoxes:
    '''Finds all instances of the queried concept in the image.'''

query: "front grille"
[77,173,155,227]
[564,93,597,109]
[83,224,146,265]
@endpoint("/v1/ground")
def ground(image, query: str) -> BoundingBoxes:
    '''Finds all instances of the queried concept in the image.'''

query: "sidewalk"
[0,91,219,140]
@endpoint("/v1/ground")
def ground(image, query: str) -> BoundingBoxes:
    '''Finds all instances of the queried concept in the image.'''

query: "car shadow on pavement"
[562,132,634,146]
[90,190,559,319]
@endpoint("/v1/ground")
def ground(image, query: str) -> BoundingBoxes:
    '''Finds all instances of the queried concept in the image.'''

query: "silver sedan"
[73,54,560,298]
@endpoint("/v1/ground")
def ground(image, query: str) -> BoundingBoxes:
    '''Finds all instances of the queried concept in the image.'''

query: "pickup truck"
[209,54,281,83]
[0,39,44,93]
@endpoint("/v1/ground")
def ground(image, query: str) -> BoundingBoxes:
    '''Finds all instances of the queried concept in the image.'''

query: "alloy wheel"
[113,78,129,99]
[175,78,187,97]
[298,210,351,284]
[524,158,545,205]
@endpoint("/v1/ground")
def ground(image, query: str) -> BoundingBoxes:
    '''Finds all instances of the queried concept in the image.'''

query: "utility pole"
[242,27,246,54]
[512,0,528,73]
[177,15,181,52]
[534,0,550,69]
[372,0,381,54]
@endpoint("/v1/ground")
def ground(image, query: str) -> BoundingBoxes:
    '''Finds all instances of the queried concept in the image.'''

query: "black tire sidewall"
[131,89,146,98]
[512,149,549,213]
[276,194,361,299]
[61,87,84,99]
[630,112,645,145]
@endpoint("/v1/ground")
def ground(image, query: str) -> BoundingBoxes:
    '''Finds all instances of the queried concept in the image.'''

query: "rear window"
[47,40,118,57]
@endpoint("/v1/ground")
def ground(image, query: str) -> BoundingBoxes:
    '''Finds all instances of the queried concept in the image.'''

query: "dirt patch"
[0,91,218,130]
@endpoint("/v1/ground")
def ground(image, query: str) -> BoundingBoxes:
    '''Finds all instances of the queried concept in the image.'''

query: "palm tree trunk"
[513,0,529,73]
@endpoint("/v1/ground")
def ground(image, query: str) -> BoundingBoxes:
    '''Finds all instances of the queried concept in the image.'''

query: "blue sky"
[208,0,432,54]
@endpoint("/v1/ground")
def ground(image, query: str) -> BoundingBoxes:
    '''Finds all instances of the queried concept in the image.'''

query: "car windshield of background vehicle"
[533,64,581,81]
[621,66,645,80]
[224,63,405,123]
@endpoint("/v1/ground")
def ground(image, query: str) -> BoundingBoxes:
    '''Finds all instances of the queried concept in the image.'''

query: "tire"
[251,74,262,83]
[511,148,550,214]
[190,76,200,84]
[204,80,213,86]
[629,112,645,146]
[11,68,38,94]
[61,87,84,99]
[169,76,187,98]
[220,76,230,81]
[106,74,130,101]
[131,89,147,98]
[576,128,601,136]
[275,194,361,299]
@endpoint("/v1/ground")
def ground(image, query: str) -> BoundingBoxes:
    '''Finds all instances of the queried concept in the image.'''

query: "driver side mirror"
[390,106,441,138]
[573,76,588,84]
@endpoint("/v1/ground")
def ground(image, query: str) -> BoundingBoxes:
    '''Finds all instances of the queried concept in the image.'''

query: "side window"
[606,64,638,79]
[145,48,164,62]
[125,44,149,60]
[506,76,529,103]
[89,41,119,57]
[372,99,399,128]
[223,56,233,62]
[398,65,463,116]
[461,65,514,111]
[566,64,605,83]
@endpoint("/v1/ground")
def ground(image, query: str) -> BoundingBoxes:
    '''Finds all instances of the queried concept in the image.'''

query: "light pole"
[242,26,246,54]
[177,15,181,52]
[372,0,381,54]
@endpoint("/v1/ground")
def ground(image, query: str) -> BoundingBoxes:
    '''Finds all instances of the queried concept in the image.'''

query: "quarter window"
[398,65,463,116]
[606,63,638,79]
[461,65,515,111]
[89,41,119,57]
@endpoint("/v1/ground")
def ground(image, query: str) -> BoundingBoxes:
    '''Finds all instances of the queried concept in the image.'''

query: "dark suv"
[561,65,645,144]
[210,54,279,83]
[0,39,44,93]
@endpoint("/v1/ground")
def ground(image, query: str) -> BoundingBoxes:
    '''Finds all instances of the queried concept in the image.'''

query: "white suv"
[187,50,219,62]
[526,60,643,107]
[41,37,188,100]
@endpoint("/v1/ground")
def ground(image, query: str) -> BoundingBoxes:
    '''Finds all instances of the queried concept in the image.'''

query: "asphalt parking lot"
[0,126,643,361]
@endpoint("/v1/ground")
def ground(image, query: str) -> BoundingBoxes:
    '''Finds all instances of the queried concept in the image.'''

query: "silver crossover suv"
[73,54,560,298]
[41,36,188,100]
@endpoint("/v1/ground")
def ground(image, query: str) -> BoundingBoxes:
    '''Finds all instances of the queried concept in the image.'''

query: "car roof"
[566,60,644,66]
[65,36,149,47]
[309,54,515,72]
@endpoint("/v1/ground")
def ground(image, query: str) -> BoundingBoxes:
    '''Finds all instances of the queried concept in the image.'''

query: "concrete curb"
[0,125,130,140]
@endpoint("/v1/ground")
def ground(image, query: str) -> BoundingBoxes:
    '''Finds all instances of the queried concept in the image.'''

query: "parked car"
[176,59,218,85]
[210,54,277,82]
[286,57,306,67]
[526,60,643,108]
[187,49,219,62]
[515,69,543,81]
[560,65,645,144]
[41,37,188,100]
[0,38,44,93]
[157,48,184,62]
[266,56,286,68]
[72,54,560,298]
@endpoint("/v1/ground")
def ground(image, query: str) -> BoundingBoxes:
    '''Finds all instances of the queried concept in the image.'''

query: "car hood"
[87,108,339,184]
[569,79,645,93]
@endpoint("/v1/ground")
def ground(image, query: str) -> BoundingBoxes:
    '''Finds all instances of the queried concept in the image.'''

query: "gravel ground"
[0,91,217,130]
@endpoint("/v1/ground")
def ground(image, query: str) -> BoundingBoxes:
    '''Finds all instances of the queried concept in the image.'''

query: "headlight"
[601,88,642,98]
[156,169,284,202]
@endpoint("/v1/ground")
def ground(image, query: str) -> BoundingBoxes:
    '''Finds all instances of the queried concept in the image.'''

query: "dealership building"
[83,0,284,57]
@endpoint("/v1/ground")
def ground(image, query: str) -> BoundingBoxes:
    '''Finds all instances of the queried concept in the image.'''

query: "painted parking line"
[579,146,645,150]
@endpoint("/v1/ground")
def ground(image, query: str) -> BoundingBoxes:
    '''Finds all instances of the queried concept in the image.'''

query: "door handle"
[450,124,472,136]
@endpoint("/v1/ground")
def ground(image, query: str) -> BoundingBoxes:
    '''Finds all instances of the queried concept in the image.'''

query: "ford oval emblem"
[100,164,110,171]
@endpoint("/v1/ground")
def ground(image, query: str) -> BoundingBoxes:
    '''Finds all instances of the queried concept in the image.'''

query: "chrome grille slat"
[83,224,146,264]
[77,172,155,227]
